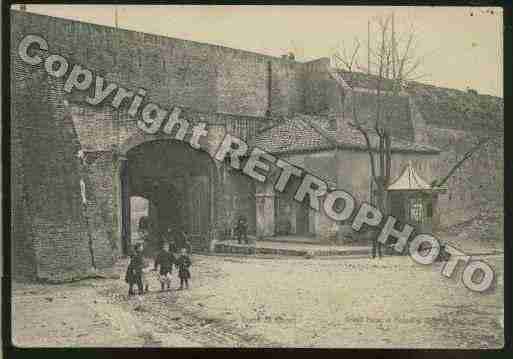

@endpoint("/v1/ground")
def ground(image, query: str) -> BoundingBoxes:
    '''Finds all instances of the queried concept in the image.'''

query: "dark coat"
[167,240,178,254]
[154,250,175,275]
[174,231,191,253]
[235,219,248,235]
[125,252,144,284]
[175,255,191,279]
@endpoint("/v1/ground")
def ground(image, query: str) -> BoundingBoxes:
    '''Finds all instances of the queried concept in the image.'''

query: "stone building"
[10,10,503,281]
[251,114,441,241]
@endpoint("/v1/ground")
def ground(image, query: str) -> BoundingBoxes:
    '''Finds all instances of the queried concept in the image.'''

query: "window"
[409,197,424,223]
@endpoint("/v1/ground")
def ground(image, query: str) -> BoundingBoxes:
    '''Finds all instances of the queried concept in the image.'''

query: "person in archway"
[165,227,178,254]
[125,243,148,296]
[174,225,192,254]
[176,248,192,290]
[153,243,175,291]
[234,215,248,245]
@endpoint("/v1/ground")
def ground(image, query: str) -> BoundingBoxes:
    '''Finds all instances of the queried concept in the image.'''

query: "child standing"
[153,243,175,291]
[234,215,248,244]
[176,248,192,290]
[125,243,148,296]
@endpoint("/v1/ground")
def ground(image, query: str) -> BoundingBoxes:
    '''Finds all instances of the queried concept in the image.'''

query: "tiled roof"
[252,115,440,155]
[251,116,335,154]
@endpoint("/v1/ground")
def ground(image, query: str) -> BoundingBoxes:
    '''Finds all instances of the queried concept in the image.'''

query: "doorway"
[119,139,216,253]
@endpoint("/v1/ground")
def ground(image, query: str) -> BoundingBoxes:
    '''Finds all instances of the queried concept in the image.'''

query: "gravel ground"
[12,250,503,348]
[163,254,504,348]
[12,281,147,347]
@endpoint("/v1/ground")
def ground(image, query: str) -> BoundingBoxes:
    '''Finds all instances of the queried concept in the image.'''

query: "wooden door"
[389,192,406,223]
[189,175,210,240]
[120,159,131,255]
[296,202,310,235]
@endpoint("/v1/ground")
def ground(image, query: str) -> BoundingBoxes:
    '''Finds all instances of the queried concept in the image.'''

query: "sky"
[15,5,503,97]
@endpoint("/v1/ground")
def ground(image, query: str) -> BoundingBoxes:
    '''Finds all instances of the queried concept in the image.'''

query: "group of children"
[125,216,248,296]
[125,241,192,296]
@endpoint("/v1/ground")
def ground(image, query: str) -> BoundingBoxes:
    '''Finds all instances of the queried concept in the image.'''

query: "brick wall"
[11,10,306,119]
[83,151,119,268]
[11,44,94,280]
[11,54,37,279]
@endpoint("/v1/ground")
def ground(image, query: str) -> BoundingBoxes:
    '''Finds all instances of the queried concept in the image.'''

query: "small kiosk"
[387,163,447,233]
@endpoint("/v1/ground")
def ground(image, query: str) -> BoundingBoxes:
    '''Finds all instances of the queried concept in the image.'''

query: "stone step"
[187,234,210,253]
[213,242,370,257]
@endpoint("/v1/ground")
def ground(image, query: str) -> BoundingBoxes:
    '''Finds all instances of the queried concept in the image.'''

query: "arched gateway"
[118,137,220,254]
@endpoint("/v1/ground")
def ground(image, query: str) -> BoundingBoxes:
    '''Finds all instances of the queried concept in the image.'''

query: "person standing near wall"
[176,248,192,290]
[174,226,192,253]
[234,215,248,244]
[153,243,175,291]
[165,227,178,253]
[125,243,149,295]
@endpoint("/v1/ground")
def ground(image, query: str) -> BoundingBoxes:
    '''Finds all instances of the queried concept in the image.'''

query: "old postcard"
[8,4,504,349]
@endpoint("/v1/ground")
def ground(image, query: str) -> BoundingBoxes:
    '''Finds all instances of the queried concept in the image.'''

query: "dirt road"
[12,253,504,348]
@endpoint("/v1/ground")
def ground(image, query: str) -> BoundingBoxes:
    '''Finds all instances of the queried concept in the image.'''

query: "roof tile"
[252,115,440,154]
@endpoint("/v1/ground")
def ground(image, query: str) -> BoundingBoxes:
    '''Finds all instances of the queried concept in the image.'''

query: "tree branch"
[353,124,378,183]
[435,137,491,188]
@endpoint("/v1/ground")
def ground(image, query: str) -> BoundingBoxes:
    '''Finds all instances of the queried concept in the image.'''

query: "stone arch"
[116,132,222,252]
[119,131,169,157]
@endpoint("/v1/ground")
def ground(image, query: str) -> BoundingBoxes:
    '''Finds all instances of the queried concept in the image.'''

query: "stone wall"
[223,170,257,236]
[345,92,413,142]
[419,125,503,228]
[302,58,332,115]
[409,94,503,228]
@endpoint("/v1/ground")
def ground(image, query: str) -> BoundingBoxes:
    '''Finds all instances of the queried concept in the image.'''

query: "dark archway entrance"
[120,140,216,253]
[274,176,311,237]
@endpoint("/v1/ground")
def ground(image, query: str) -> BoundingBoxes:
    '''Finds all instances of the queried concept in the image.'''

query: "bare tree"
[330,13,421,215]
[329,13,488,216]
